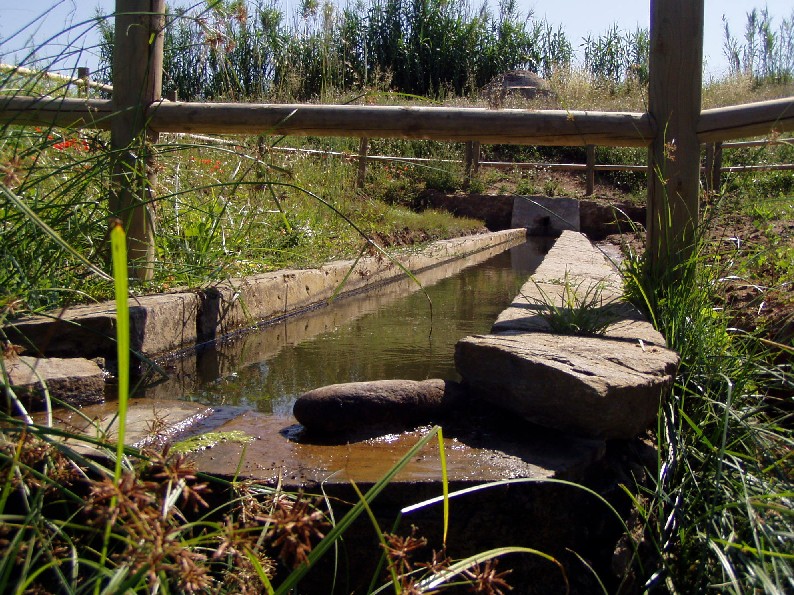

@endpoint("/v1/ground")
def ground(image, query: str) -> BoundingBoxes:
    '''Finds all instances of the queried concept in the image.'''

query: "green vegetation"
[527,273,617,336]
[96,0,575,101]
[0,113,483,314]
[1,1,793,593]
[621,199,793,591]
[723,6,794,84]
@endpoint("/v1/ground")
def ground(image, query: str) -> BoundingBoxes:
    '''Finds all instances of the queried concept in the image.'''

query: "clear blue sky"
[1,0,791,79]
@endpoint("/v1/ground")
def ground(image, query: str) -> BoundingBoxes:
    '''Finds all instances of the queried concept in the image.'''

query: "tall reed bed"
[94,0,650,102]
[723,7,794,84]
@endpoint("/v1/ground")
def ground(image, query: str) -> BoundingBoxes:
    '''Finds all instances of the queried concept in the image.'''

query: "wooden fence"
[0,63,113,95]
[1,0,793,280]
[165,133,793,196]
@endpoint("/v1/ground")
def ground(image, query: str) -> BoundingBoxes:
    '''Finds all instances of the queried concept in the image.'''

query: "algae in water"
[171,430,253,454]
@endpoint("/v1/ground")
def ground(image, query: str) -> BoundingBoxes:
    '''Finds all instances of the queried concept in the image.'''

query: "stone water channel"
[171,235,618,593]
[10,227,676,593]
[156,237,551,414]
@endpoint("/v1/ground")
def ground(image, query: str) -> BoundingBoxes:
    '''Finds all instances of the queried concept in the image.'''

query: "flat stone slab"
[5,356,105,409]
[188,410,605,485]
[32,398,217,452]
[4,230,526,362]
[457,230,679,439]
[493,282,667,346]
[293,379,465,434]
[493,232,668,347]
[456,331,678,440]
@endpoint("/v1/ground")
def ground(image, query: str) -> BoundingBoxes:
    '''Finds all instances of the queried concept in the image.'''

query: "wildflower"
[2,156,24,188]
[382,525,427,576]
[663,139,677,162]
[148,449,210,513]
[233,2,248,24]
[463,558,513,594]
[419,547,452,575]
[85,472,158,526]
[258,493,328,567]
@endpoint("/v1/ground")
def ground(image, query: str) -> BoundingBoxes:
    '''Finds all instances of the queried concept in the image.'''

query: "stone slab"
[293,379,465,434]
[511,195,579,235]
[5,292,202,360]
[579,200,645,240]
[493,282,667,346]
[5,230,526,361]
[492,231,668,347]
[456,230,680,439]
[456,332,678,440]
[30,398,220,453]
[532,231,622,288]
[188,409,605,486]
[5,356,105,409]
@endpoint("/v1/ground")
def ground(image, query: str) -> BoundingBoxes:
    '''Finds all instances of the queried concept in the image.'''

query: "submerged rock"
[293,378,464,434]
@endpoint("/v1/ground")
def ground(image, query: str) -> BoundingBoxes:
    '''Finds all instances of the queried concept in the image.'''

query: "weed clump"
[528,273,618,336]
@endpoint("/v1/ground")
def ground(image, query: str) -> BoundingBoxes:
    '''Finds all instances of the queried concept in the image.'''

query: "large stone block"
[455,332,679,440]
[511,195,579,235]
[293,378,464,434]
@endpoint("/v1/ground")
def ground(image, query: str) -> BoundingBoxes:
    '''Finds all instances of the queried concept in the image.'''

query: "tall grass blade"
[1,185,112,283]
[416,546,568,592]
[436,427,449,547]
[109,221,129,481]
[348,479,401,593]
[243,547,276,595]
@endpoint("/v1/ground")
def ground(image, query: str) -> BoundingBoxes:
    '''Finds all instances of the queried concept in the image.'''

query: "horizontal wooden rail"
[1,63,113,94]
[697,97,794,143]
[721,137,793,149]
[146,101,654,147]
[720,163,794,173]
[4,95,793,152]
[262,145,791,176]
[0,96,114,129]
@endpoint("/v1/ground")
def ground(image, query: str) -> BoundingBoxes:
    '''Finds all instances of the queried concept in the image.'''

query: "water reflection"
[151,238,551,415]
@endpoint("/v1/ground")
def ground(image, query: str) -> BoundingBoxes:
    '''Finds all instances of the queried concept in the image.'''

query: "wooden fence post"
[357,137,369,188]
[110,0,165,281]
[77,67,90,98]
[585,144,595,196]
[647,0,704,270]
[464,141,480,188]
[711,141,723,193]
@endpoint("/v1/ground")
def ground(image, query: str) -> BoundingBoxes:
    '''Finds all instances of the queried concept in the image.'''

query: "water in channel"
[175,238,551,416]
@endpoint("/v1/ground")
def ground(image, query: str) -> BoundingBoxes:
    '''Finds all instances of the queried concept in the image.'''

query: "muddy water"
[165,238,552,415]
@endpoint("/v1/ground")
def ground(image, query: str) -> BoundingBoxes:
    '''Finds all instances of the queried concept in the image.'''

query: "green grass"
[621,197,793,593]
[0,129,482,317]
[526,273,618,336]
